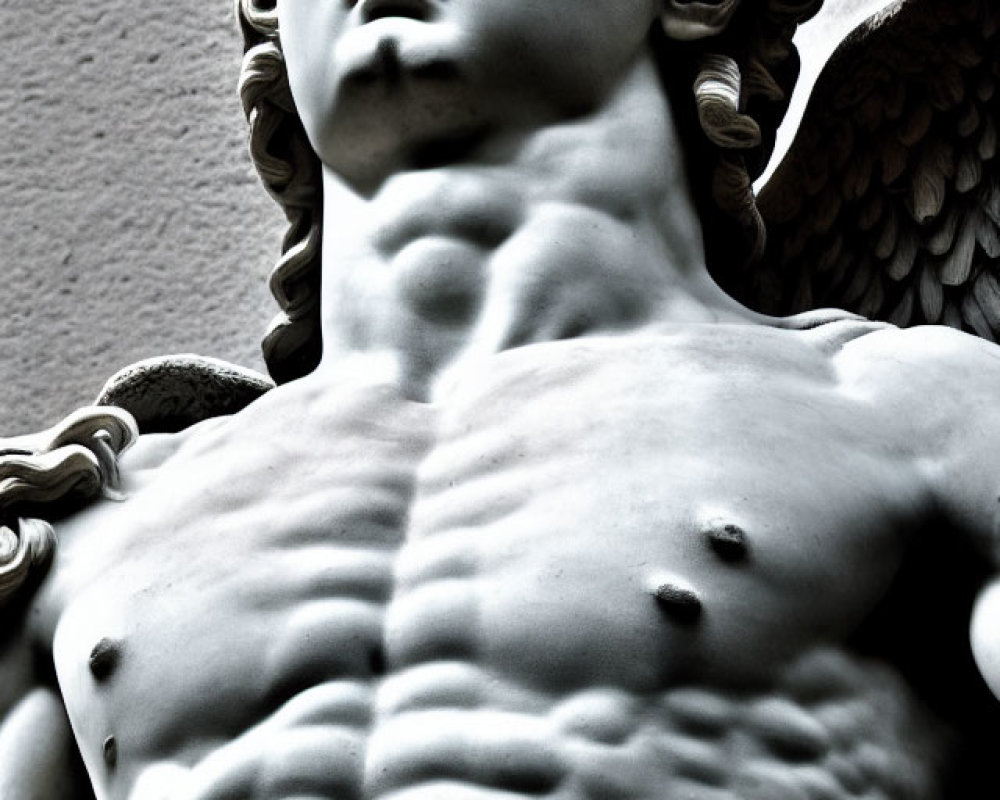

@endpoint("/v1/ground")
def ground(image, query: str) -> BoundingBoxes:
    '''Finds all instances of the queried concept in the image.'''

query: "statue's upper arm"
[839,325,1000,699]
[0,617,90,799]
[0,686,88,799]
[901,327,1000,703]
[972,580,1000,703]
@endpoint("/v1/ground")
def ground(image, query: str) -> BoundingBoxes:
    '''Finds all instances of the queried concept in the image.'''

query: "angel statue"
[2,0,1000,796]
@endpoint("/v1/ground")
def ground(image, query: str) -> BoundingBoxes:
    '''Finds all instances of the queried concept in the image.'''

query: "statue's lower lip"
[360,0,431,24]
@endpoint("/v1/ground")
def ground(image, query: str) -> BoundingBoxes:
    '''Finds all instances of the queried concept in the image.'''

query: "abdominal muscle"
[125,652,944,800]
[45,334,948,800]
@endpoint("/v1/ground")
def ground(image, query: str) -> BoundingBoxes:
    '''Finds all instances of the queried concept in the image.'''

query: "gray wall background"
[0,3,286,433]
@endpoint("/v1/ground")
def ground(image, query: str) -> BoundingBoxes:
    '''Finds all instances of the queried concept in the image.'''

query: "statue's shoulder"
[775,310,1000,423]
[780,308,1000,378]
[778,308,895,353]
[833,320,1000,380]
[0,356,274,617]
[815,320,1000,445]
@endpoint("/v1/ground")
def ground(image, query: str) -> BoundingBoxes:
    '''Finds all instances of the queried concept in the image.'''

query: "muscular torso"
[29,325,972,799]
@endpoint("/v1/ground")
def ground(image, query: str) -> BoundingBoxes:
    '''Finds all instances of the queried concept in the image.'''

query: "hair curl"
[236,0,823,383]
[0,407,137,608]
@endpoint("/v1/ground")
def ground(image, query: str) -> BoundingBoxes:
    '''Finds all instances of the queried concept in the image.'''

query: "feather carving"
[732,0,1000,342]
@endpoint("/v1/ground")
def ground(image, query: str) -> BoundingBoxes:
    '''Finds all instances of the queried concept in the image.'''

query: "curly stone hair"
[0,407,136,608]
[236,0,823,384]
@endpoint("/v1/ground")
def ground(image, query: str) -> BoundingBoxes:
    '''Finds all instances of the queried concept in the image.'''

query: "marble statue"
[2,0,1000,797]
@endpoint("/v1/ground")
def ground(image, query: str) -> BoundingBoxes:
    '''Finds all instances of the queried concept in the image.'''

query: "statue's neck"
[315,55,760,398]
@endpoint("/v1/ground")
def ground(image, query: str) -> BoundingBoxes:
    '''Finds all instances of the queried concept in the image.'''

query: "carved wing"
[96,355,274,434]
[751,0,1000,338]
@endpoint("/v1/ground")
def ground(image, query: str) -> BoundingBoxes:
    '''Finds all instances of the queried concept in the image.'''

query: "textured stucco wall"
[0,3,286,433]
